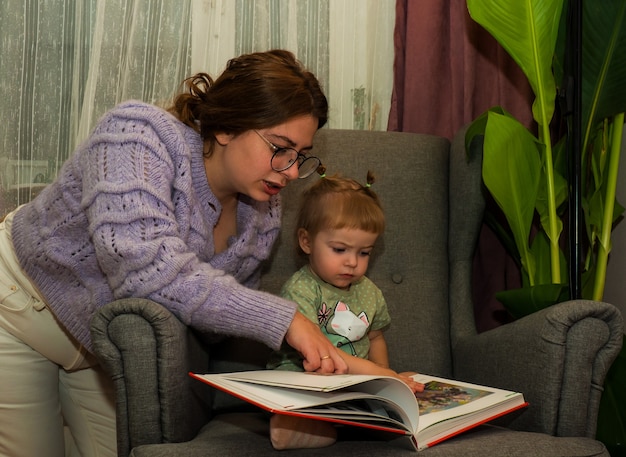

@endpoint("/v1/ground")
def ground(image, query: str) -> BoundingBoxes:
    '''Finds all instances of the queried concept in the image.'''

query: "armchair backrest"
[208,128,485,413]
[261,128,483,375]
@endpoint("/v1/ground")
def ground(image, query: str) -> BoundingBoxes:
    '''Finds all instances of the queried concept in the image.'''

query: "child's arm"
[367,329,390,368]
[341,330,424,393]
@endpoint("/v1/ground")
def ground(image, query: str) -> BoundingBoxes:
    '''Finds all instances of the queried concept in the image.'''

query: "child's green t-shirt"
[268,265,391,371]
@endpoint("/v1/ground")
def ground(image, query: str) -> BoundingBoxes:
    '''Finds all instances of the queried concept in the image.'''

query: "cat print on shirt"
[320,301,369,356]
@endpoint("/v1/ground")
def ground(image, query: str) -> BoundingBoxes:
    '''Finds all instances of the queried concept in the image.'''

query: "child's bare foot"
[270,414,337,450]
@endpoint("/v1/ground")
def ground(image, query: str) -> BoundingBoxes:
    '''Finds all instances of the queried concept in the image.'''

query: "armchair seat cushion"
[129,412,610,457]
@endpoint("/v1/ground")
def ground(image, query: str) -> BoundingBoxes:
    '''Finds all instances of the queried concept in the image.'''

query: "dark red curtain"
[388,0,535,331]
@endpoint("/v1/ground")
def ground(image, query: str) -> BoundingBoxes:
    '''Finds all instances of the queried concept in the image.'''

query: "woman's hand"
[284,311,348,374]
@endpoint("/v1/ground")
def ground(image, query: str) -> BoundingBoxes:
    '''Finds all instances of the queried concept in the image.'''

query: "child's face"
[298,227,379,290]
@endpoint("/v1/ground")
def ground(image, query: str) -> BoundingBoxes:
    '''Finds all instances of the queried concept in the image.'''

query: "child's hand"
[398,371,424,393]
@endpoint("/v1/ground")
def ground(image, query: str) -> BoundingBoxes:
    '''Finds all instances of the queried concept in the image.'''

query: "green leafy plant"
[464,0,626,454]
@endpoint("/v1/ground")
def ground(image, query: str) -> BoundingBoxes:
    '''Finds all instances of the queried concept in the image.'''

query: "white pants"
[0,210,116,457]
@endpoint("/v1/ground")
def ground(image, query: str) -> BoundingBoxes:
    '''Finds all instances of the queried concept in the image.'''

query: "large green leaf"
[467,0,564,284]
[529,231,567,287]
[548,136,569,211]
[482,112,542,283]
[536,160,566,240]
[496,283,570,320]
[466,1,626,453]
[582,0,626,150]
[579,5,626,304]
[467,0,564,129]
[554,1,626,268]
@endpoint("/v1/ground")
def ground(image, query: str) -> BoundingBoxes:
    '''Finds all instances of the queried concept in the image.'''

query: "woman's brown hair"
[168,49,328,156]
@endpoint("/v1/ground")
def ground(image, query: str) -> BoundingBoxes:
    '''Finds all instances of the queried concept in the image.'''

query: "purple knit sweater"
[11,101,297,353]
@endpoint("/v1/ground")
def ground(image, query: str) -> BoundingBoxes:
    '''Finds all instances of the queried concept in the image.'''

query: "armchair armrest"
[453,300,623,438]
[91,298,210,457]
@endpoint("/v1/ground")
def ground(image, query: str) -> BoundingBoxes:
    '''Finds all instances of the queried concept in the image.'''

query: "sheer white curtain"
[191,0,395,130]
[0,0,192,216]
[74,0,193,142]
[0,0,394,216]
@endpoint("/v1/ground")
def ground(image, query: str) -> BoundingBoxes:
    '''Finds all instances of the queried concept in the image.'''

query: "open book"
[190,370,528,451]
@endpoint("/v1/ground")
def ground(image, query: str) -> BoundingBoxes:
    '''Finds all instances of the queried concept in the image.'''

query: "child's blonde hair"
[295,171,385,253]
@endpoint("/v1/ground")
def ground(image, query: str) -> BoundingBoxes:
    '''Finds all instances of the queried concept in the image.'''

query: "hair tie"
[316,164,327,178]
[365,170,375,188]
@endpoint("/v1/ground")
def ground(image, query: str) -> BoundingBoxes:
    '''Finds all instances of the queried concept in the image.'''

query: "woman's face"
[208,114,319,203]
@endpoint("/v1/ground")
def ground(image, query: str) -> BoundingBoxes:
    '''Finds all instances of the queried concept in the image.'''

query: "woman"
[0,49,347,457]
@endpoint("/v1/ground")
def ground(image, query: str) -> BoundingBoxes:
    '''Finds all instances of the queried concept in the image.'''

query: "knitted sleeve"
[80,103,295,349]
[266,269,322,371]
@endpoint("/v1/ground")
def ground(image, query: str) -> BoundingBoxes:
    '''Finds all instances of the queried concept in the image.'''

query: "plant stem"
[541,122,561,284]
[592,113,625,301]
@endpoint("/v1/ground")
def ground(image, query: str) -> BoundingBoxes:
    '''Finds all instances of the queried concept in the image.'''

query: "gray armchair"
[91,128,623,457]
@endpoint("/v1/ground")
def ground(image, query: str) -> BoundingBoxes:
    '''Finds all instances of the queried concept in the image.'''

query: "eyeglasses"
[253,130,321,179]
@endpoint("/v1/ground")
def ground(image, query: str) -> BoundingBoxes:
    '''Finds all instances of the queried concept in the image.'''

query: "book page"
[191,371,418,433]
[193,372,409,413]
[416,380,494,416]
[223,370,419,432]
[223,370,391,392]
[411,374,524,433]
[298,398,409,430]
[191,370,525,450]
